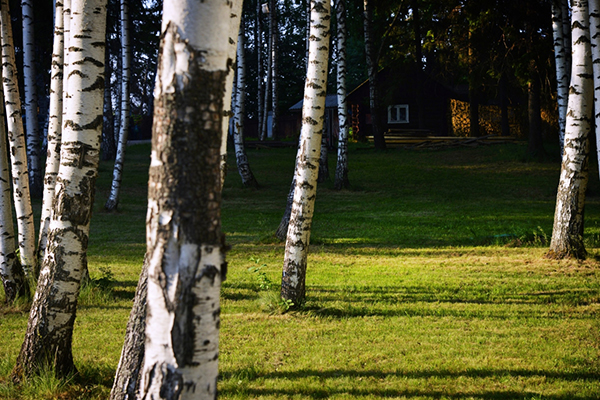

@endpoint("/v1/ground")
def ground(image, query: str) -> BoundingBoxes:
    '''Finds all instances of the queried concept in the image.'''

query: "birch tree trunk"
[281,0,330,305]
[21,0,42,196]
[260,7,272,141]
[219,0,243,188]
[334,0,349,190]
[589,0,600,180]
[109,255,149,400]
[363,0,385,150]
[548,0,593,259]
[0,0,37,277]
[562,0,572,69]
[105,0,130,210]
[101,50,117,161]
[270,0,279,139]
[13,0,107,380]
[275,176,295,240]
[38,0,65,264]
[256,0,264,141]
[552,0,570,155]
[0,86,28,303]
[234,21,259,188]
[136,0,230,397]
[317,133,329,183]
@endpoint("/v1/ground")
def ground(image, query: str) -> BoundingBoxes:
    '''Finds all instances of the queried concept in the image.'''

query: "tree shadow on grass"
[297,285,599,320]
[220,367,600,399]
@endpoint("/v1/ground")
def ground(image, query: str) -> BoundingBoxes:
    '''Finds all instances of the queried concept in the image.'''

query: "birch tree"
[275,177,295,240]
[21,0,42,196]
[589,0,600,179]
[363,0,385,150]
[334,0,349,190]
[552,0,571,154]
[219,0,243,187]
[110,256,149,400]
[136,0,231,397]
[105,0,131,210]
[281,0,330,305]
[260,2,273,141]
[270,0,279,138]
[0,86,28,303]
[256,0,264,141]
[317,134,329,182]
[548,0,593,259]
[0,0,37,277]
[234,20,259,188]
[13,0,107,379]
[38,0,65,264]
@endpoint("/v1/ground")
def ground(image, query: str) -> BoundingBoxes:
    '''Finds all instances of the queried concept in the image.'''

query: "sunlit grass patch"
[1,142,600,398]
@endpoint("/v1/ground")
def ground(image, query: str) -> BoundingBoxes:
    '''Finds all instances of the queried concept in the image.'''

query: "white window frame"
[388,104,409,124]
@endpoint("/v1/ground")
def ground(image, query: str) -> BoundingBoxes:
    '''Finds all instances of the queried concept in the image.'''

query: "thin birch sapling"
[281,0,331,305]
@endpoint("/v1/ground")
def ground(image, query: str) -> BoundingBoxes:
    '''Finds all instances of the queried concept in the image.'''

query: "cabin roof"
[289,94,339,111]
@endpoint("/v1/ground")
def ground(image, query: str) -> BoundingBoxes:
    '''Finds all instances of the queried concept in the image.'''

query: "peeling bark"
[548,0,592,259]
[281,0,330,305]
[233,21,259,189]
[13,0,107,380]
[39,0,65,265]
[0,80,28,303]
[135,0,231,396]
[0,0,37,277]
[109,255,148,400]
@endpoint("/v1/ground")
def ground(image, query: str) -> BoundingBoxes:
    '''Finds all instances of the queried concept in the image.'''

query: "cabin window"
[388,104,409,124]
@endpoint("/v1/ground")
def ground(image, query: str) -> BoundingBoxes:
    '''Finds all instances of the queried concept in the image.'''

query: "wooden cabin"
[346,63,461,140]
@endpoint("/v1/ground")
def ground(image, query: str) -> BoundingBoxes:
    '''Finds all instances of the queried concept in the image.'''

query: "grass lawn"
[1,141,599,399]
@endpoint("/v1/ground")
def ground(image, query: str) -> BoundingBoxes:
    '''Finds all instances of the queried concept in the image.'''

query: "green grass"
[1,141,600,399]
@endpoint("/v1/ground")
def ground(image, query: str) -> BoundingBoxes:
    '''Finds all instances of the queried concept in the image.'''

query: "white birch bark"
[334,0,349,190]
[281,0,330,305]
[0,0,36,277]
[21,0,42,196]
[218,0,243,188]
[552,0,570,155]
[0,84,27,303]
[549,0,593,259]
[137,0,231,398]
[562,0,572,68]
[256,0,264,140]
[13,0,107,379]
[110,255,149,400]
[305,0,310,72]
[589,0,600,180]
[270,0,279,138]
[233,22,258,188]
[105,0,131,210]
[62,0,72,149]
[38,0,65,264]
[260,8,272,141]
